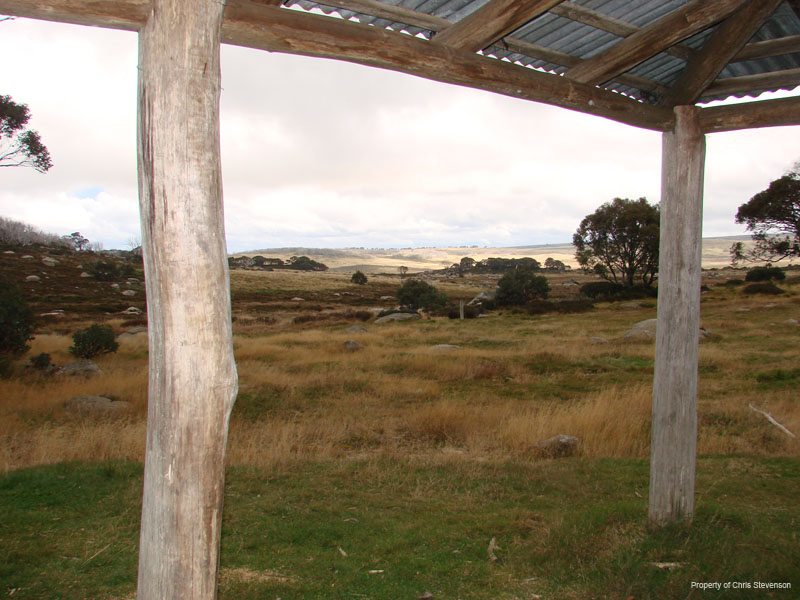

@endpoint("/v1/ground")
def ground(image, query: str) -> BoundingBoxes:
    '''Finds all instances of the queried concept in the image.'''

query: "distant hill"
[235,236,754,273]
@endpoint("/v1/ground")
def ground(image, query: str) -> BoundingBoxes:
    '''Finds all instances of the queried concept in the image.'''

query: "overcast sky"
[1,15,798,253]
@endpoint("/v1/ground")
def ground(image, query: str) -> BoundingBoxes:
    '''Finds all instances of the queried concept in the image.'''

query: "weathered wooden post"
[649,105,705,526]
[136,0,238,597]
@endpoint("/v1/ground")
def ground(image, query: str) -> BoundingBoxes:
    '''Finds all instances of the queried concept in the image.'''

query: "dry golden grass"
[2,274,799,472]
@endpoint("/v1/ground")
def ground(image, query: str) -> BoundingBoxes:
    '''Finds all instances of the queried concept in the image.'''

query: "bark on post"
[136,1,237,598]
[649,105,705,526]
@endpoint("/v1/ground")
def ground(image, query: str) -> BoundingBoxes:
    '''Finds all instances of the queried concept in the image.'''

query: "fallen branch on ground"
[749,404,796,438]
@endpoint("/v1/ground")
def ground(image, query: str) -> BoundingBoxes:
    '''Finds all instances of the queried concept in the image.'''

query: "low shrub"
[745,265,786,282]
[495,269,549,306]
[397,279,448,310]
[742,282,785,295]
[527,298,594,315]
[579,281,656,301]
[579,281,623,299]
[88,259,136,282]
[69,324,119,358]
[0,281,35,358]
[29,353,52,370]
[350,271,368,285]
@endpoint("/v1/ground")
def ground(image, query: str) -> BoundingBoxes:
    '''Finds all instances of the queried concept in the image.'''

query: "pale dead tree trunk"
[649,105,705,526]
[136,0,237,598]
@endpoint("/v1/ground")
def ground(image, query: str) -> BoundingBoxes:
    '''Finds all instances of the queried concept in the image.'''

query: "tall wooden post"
[649,105,705,526]
[136,1,238,598]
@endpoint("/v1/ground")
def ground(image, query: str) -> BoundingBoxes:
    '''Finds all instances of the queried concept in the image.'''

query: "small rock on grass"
[65,395,131,415]
[344,324,367,334]
[58,359,101,377]
[375,312,419,324]
[537,434,579,458]
[430,344,461,352]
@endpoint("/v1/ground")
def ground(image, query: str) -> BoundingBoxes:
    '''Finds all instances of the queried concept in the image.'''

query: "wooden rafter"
[0,0,148,31]
[734,34,800,62]
[313,0,450,32]
[699,95,800,133]
[1,0,797,132]
[502,38,668,95]
[223,0,674,130]
[704,67,800,98]
[663,0,783,106]
[790,0,800,21]
[549,1,695,62]
[565,0,748,86]
[0,0,676,131]
[432,0,561,53]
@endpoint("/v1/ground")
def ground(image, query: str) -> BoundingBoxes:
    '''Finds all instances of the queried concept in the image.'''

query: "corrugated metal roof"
[285,0,800,106]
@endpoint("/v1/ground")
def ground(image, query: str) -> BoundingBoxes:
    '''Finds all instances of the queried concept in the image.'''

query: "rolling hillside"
[237,235,753,273]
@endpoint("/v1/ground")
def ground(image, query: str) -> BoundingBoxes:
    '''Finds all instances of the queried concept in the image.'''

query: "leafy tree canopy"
[495,269,550,306]
[397,279,447,310]
[544,257,569,272]
[63,232,89,251]
[731,162,800,264]
[0,95,53,173]
[573,197,660,288]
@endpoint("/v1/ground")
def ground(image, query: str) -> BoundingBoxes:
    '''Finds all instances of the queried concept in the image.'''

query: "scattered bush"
[724,279,745,287]
[29,353,52,370]
[527,298,595,315]
[579,281,623,299]
[88,259,136,282]
[745,265,786,282]
[0,281,35,359]
[742,282,785,295]
[495,269,550,306]
[397,279,448,310]
[69,324,119,359]
[351,271,368,285]
[579,281,656,301]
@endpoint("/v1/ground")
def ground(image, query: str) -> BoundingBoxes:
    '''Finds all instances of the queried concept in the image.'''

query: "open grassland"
[2,268,799,469]
[1,266,799,598]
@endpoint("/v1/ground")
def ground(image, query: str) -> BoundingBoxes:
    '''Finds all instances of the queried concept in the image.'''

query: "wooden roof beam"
[0,0,148,31]
[734,34,800,62]
[312,0,450,32]
[432,0,562,53]
[502,38,668,95]
[0,0,675,131]
[222,0,675,131]
[565,0,748,87]
[549,1,695,62]
[703,67,800,98]
[700,95,800,132]
[663,0,783,107]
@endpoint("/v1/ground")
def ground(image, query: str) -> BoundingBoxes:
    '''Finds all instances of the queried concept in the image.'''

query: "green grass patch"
[2,457,797,599]
[755,367,800,388]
